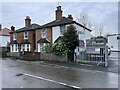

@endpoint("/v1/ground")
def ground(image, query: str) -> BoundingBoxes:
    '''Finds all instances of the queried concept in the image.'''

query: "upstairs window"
[60,25,65,35]
[13,33,16,40]
[41,29,46,38]
[24,31,28,39]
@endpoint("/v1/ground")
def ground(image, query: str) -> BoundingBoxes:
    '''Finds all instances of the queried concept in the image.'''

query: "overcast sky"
[2,2,118,35]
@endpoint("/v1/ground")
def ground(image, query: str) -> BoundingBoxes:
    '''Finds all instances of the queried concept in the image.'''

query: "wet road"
[2,58,118,89]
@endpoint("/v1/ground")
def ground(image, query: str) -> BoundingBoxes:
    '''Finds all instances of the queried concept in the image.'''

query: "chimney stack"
[55,6,63,20]
[68,14,73,20]
[25,16,31,27]
[11,26,15,31]
[0,24,2,30]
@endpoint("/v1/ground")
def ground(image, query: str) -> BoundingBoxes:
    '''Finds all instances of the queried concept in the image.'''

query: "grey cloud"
[2,2,118,35]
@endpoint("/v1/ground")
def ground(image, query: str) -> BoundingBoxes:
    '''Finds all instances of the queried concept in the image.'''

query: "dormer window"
[41,29,46,38]
[13,33,16,40]
[24,31,28,39]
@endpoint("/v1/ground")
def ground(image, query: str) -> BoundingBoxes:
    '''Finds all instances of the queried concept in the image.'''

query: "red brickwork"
[46,27,52,43]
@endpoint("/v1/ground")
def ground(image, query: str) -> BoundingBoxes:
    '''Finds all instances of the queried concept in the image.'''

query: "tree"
[97,25,104,36]
[43,40,68,55]
[93,25,104,37]
[43,44,53,53]
[77,11,92,29]
[43,25,78,62]
[52,40,66,55]
[62,25,78,62]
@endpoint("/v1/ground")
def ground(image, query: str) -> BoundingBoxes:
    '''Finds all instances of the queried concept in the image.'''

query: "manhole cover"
[16,73,23,76]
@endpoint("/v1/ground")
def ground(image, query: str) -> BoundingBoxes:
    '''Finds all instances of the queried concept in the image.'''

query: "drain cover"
[16,73,23,76]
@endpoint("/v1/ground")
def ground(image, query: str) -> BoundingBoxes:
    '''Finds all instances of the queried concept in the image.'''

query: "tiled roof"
[40,17,92,32]
[10,40,19,44]
[13,17,91,33]
[40,17,74,28]
[20,39,31,44]
[15,24,40,33]
[0,28,11,36]
[54,36,63,43]
[37,38,50,43]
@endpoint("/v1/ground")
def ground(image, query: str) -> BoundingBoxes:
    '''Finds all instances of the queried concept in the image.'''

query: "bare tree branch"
[77,11,92,29]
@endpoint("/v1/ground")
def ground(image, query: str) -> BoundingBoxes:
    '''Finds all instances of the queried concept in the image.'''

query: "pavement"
[8,57,118,73]
[1,57,118,89]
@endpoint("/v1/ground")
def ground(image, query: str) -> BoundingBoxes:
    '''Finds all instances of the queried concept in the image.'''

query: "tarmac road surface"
[1,58,118,89]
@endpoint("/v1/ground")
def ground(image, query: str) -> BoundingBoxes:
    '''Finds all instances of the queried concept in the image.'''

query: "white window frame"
[40,43,44,53]
[24,31,28,39]
[13,33,16,40]
[15,44,18,51]
[41,29,46,38]
[12,44,14,52]
[21,44,25,51]
[27,44,30,51]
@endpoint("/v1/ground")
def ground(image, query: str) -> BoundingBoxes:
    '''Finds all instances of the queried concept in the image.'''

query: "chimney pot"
[68,14,73,20]
[11,26,15,31]
[55,6,63,20]
[25,16,31,27]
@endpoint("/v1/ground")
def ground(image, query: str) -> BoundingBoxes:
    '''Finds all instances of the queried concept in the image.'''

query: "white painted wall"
[85,29,92,39]
[52,26,61,43]
[52,23,92,54]
[52,23,89,44]
[38,43,40,52]
[108,35,119,51]
[0,35,10,47]
[73,24,85,40]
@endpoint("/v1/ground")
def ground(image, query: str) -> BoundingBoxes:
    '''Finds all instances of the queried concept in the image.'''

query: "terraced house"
[10,5,92,54]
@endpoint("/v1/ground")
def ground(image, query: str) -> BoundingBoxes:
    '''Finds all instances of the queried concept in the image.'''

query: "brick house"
[10,5,92,54]
[0,24,11,47]
[10,16,40,52]
[36,6,92,53]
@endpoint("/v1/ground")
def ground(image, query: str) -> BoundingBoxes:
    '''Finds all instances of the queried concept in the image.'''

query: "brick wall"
[40,53,66,62]
[46,27,52,43]
[10,33,13,42]
[35,29,41,51]
[35,28,52,51]
[20,52,40,61]
[10,31,35,52]
[16,32,24,43]
[28,31,35,52]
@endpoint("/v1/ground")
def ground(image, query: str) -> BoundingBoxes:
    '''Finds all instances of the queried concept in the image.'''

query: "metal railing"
[76,45,108,67]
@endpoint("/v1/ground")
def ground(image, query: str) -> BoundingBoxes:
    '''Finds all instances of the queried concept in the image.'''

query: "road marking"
[24,73,82,89]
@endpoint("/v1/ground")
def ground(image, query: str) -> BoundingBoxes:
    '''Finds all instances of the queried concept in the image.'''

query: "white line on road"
[2,67,82,89]
[24,73,82,89]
